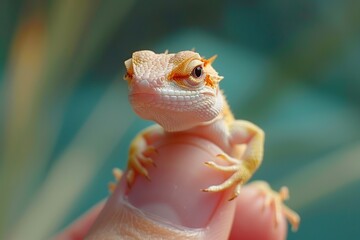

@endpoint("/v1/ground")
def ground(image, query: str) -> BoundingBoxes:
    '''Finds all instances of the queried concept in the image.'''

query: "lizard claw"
[203,153,251,201]
[113,168,123,181]
[126,145,157,188]
[250,181,300,231]
[126,169,135,188]
[216,153,239,164]
[143,146,157,167]
[108,168,123,193]
[228,184,241,201]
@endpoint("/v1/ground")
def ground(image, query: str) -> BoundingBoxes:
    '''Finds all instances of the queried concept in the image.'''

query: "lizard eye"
[191,65,203,78]
[183,64,205,88]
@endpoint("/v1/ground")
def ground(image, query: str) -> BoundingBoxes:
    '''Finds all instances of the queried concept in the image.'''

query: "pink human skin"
[56,137,287,239]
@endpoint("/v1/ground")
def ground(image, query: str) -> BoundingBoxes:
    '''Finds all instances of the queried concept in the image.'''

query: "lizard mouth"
[201,87,217,97]
[202,91,215,97]
[129,86,217,112]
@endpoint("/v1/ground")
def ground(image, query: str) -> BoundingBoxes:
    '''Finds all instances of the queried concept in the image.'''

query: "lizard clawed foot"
[126,145,158,188]
[202,153,251,201]
[108,168,123,193]
[250,181,300,231]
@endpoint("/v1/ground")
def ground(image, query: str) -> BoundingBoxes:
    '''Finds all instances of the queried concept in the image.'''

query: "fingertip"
[86,139,237,240]
[229,185,287,240]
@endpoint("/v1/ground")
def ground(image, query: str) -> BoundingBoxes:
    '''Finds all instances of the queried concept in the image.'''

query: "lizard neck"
[196,90,234,127]
[166,93,234,151]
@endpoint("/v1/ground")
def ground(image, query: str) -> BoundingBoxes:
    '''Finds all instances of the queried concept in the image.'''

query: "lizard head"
[124,50,224,132]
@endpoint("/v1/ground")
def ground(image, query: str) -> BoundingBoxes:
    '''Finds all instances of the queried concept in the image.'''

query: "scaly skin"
[120,50,300,230]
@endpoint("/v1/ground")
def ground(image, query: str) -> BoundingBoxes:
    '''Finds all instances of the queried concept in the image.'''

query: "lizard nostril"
[124,72,133,83]
[124,58,134,83]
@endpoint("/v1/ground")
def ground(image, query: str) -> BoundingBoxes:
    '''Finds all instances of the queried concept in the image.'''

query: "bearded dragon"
[119,50,300,230]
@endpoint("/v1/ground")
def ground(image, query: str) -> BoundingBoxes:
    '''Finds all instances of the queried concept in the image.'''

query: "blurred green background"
[0,0,359,239]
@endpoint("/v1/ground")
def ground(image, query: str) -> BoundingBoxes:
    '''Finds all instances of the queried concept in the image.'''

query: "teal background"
[0,0,359,239]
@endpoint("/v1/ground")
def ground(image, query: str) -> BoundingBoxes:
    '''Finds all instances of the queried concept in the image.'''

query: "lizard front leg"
[126,125,164,188]
[203,120,264,200]
[203,121,300,230]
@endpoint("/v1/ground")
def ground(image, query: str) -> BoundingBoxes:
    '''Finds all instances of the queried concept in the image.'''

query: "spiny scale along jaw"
[124,50,224,132]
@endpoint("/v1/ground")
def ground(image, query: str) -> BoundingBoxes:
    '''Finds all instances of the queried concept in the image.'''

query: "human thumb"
[86,138,237,239]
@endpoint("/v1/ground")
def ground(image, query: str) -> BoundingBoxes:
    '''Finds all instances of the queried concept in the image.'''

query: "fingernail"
[88,194,207,240]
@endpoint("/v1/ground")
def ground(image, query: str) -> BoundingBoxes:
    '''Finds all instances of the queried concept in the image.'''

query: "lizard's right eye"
[191,65,203,78]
